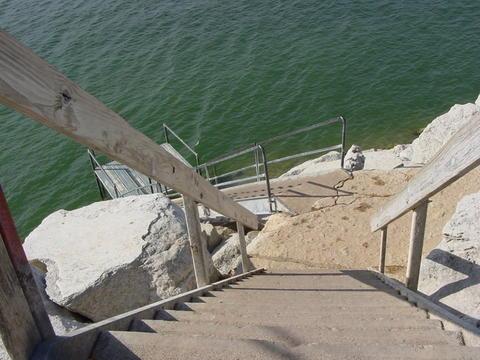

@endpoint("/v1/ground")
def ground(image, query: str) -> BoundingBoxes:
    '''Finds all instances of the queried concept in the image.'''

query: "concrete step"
[232,271,390,290]
[191,294,416,308]
[174,301,427,318]
[199,288,412,307]
[92,332,478,360]
[154,309,443,330]
[131,319,463,346]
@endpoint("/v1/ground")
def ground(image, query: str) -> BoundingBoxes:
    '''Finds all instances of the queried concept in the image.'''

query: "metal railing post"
[405,200,429,291]
[163,123,170,143]
[258,144,274,213]
[254,145,260,182]
[340,116,347,169]
[88,149,106,200]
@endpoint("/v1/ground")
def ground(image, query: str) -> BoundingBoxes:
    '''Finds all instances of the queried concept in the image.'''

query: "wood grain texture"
[0,186,54,339]
[236,222,251,273]
[183,196,209,287]
[405,201,428,291]
[0,31,258,229]
[0,233,42,360]
[371,111,480,231]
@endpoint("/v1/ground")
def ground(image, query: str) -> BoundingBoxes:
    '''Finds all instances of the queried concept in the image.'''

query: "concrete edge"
[372,270,480,339]
[32,268,265,360]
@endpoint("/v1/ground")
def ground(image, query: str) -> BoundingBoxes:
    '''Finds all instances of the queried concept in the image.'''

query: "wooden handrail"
[371,111,480,232]
[371,110,480,290]
[0,31,258,230]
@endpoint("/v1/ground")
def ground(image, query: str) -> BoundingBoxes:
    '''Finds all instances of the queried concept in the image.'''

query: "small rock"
[201,223,222,252]
[343,145,365,171]
[215,225,236,239]
[476,93,480,107]
[212,232,257,276]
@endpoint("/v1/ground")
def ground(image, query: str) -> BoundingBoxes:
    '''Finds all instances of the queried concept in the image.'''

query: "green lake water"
[0,0,479,237]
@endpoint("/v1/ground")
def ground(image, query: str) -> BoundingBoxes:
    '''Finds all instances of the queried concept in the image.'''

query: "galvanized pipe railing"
[163,123,200,168]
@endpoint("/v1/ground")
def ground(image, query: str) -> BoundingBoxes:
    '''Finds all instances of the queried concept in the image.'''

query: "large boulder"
[212,231,259,276]
[24,194,217,321]
[419,192,480,326]
[31,266,88,334]
[408,102,480,164]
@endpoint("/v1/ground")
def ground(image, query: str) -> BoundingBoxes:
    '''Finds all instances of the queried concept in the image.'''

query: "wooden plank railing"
[370,110,480,290]
[0,30,258,358]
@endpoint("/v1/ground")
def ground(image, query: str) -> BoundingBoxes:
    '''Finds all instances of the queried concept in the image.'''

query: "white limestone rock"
[0,342,10,360]
[201,222,222,252]
[212,231,258,276]
[31,266,88,334]
[24,194,217,321]
[363,149,404,170]
[410,102,480,164]
[279,151,341,178]
[476,93,480,107]
[343,145,365,171]
[419,192,480,327]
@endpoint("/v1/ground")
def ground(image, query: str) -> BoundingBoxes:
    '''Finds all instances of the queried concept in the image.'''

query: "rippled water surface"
[1,0,479,236]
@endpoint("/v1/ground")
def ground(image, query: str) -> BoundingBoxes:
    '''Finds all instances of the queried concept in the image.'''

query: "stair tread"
[175,301,426,316]
[92,332,477,360]
[90,270,475,360]
[155,309,442,329]
[132,319,462,346]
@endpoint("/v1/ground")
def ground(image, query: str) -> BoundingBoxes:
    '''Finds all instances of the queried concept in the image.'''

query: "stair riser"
[154,309,442,330]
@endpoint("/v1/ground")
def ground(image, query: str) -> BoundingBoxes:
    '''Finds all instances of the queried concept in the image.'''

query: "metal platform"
[88,118,347,216]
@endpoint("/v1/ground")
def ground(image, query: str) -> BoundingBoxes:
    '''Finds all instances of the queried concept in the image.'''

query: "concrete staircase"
[91,270,478,359]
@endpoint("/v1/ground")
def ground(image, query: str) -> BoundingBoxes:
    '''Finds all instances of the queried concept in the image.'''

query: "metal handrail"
[196,116,346,202]
[197,143,275,212]
[202,116,347,171]
[89,117,346,209]
[88,149,119,198]
[163,124,199,167]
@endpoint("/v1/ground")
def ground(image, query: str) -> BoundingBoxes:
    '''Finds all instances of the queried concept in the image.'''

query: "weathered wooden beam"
[371,110,480,232]
[405,201,428,291]
[183,196,209,287]
[236,222,251,273]
[0,31,258,230]
[379,227,387,274]
[0,232,42,360]
[0,186,54,340]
